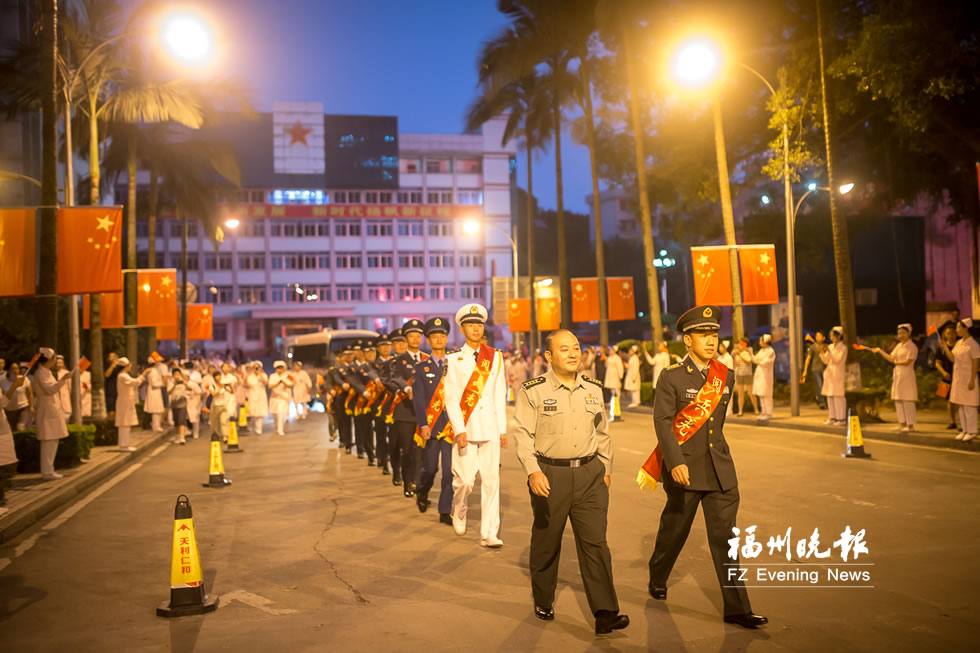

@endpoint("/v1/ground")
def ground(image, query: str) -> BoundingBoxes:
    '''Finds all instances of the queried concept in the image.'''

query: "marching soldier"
[328,344,355,452]
[348,339,378,464]
[641,305,767,630]
[511,329,629,634]
[373,332,396,476]
[444,304,507,547]
[383,319,428,496]
[412,317,454,525]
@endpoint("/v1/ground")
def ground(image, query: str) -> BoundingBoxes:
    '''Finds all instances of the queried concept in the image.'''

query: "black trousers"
[389,420,417,485]
[374,415,389,468]
[333,397,353,449]
[529,457,618,614]
[648,483,752,616]
[417,438,453,514]
[354,414,374,459]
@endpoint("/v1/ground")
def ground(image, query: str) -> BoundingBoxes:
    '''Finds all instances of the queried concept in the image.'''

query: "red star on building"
[284,120,312,146]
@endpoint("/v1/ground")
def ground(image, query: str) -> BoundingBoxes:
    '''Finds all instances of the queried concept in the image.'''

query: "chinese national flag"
[537,297,560,331]
[190,304,213,340]
[571,278,600,322]
[0,208,36,297]
[606,277,636,321]
[507,298,530,333]
[137,269,178,326]
[739,244,779,305]
[57,207,123,295]
[83,292,125,328]
[156,323,177,341]
[691,246,734,306]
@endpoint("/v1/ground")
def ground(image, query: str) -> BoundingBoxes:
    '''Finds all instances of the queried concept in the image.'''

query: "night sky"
[183,0,595,214]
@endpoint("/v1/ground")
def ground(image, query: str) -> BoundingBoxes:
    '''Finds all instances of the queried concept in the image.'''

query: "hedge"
[13,424,96,473]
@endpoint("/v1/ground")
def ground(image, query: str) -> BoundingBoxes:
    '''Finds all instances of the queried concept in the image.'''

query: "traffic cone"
[609,394,621,422]
[204,432,232,487]
[225,420,243,454]
[156,494,219,617]
[238,403,249,429]
[843,409,872,459]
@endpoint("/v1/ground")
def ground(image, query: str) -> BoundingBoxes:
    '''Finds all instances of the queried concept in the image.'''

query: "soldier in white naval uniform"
[444,303,508,547]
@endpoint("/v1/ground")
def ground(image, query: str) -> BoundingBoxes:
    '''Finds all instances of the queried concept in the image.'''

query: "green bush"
[88,419,118,446]
[13,424,96,473]
[641,381,654,404]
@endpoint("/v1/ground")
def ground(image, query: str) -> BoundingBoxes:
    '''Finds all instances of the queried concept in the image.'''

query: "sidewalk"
[620,401,980,451]
[0,427,173,544]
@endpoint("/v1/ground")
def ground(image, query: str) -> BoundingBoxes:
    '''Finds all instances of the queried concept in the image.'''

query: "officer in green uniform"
[511,329,629,635]
[647,305,767,630]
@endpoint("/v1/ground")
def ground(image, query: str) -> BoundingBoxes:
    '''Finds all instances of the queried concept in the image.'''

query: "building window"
[365,191,378,204]
[243,220,264,237]
[271,253,299,270]
[239,254,265,270]
[347,191,361,203]
[427,220,452,236]
[457,190,483,205]
[136,251,149,268]
[271,287,284,303]
[335,220,361,237]
[429,284,455,300]
[398,252,424,268]
[427,191,439,204]
[317,254,331,269]
[399,158,421,173]
[251,190,266,203]
[367,252,393,269]
[410,191,422,204]
[317,221,330,236]
[460,283,485,299]
[168,254,199,270]
[456,158,482,174]
[396,220,423,237]
[212,322,228,341]
[336,254,362,269]
[136,219,149,238]
[170,222,183,237]
[334,191,347,203]
[308,285,331,302]
[301,221,317,237]
[426,158,452,173]
[336,285,363,301]
[399,285,425,300]
[459,253,484,268]
[283,222,297,237]
[368,285,394,302]
[302,254,318,269]
[379,191,393,203]
[238,286,266,304]
[205,253,232,270]
[366,221,393,236]
[188,222,199,237]
[215,286,233,304]
[245,322,261,341]
[429,252,454,268]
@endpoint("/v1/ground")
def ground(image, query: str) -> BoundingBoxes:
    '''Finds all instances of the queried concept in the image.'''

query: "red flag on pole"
[83,292,125,328]
[137,269,178,326]
[57,207,123,295]
[157,304,214,341]
[606,277,636,321]
[507,298,530,333]
[0,208,36,297]
[691,246,734,306]
[571,277,600,322]
[537,297,560,331]
[739,244,779,305]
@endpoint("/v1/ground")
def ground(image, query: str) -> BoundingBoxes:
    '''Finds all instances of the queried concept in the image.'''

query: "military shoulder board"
[523,376,546,389]
[447,348,461,355]
[665,362,682,371]
[581,375,603,387]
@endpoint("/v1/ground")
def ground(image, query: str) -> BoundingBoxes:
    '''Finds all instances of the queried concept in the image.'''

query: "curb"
[0,428,173,545]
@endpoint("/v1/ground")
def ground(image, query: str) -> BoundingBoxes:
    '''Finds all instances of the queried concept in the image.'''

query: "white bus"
[283,329,379,396]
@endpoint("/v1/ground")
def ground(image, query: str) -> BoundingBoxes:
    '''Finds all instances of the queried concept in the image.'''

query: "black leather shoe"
[648,585,667,600]
[416,489,429,513]
[367,459,376,466]
[595,611,629,634]
[392,474,401,486]
[439,513,452,525]
[723,613,768,629]
[381,467,390,475]
[357,453,364,459]
[404,488,415,498]
[534,605,554,621]
[345,447,352,454]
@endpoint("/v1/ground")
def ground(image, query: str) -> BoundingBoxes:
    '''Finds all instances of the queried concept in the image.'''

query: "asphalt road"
[0,409,978,652]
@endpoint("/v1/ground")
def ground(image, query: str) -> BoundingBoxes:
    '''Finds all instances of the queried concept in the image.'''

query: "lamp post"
[463,219,519,347]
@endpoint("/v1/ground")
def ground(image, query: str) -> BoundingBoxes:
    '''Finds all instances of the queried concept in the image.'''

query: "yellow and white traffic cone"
[225,420,243,454]
[204,432,232,487]
[156,495,219,617]
[238,403,249,431]
[843,410,872,459]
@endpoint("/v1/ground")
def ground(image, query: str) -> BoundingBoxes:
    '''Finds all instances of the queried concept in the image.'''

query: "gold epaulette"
[582,375,602,387]
[665,362,682,371]
[523,376,545,389]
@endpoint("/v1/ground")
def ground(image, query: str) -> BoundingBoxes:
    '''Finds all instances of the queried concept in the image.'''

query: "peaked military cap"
[676,305,721,333]
[424,316,450,337]
[402,318,425,335]
[390,328,406,342]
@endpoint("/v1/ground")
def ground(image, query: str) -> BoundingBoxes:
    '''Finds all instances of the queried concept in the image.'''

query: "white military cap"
[455,303,488,327]
[39,347,55,358]
[897,323,912,333]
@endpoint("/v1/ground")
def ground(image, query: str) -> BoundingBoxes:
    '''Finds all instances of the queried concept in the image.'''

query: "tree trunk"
[817,0,857,346]
[622,25,663,347]
[88,94,106,420]
[126,139,137,365]
[581,67,609,350]
[37,0,59,349]
[553,92,570,329]
[712,98,745,341]
[527,145,538,357]
[146,163,159,355]
[179,207,189,359]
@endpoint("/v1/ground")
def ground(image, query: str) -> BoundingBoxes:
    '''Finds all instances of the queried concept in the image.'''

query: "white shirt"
[444,343,507,442]
[890,340,918,402]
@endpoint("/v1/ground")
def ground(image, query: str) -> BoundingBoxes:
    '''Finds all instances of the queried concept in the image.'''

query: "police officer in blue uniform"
[328,343,355,453]
[348,339,378,465]
[371,332,394,475]
[647,305,767,630]
[383,318,427,496]
[412,317,454,525]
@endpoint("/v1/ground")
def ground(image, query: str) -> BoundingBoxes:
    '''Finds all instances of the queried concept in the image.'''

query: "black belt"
[535,453,597,468]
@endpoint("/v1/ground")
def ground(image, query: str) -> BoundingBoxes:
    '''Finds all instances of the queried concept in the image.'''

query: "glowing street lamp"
[160,12,215,65]
[839,182,854,195]
[224,218,240,229]
[671,39,722,86]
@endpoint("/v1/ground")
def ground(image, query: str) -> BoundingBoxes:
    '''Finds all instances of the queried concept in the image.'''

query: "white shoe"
[900,426,910,433]
[824,419,835,425]
[41,472,64,480]
[955,432,966,440]
[452,514,466,536]
[963,433,976,442]
[627,403,639,408]
[892,425,905,432]
[481,537,504,549]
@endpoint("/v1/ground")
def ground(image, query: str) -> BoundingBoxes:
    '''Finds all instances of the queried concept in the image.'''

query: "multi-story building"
[130,103,517,354]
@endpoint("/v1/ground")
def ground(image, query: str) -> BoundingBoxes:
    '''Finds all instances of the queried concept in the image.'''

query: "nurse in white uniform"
[940,319,980,441]
[873,323,919,432]
[752,334,775,421]
[820,327,848,426]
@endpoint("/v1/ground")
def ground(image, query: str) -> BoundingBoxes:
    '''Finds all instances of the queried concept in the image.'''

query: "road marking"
[728,421,980,456]
[0,442,170,573]
[221,589,298,615]
[618,448,648,456]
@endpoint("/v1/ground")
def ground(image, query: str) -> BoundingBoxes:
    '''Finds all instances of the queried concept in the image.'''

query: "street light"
[793,183,855,223]
[160,12,215,65]
[224,218,240,229]
[461,218,520,347]
[671,39,722,86]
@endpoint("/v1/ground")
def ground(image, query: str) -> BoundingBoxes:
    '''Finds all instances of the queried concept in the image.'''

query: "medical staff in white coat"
[603,346,624,414]
[644,342,672,390]
[183,363,203,439]
[940,318,980,441]
[246,362,269,434]
[114,358,145,452]
[820,326,848,426]
[873,323,919,432]
[444,303,507,548]
[80,369,92,417]
[752,334,776,421]
[291,361,313,420]
[55,355,72,416]
[29,348,76,480]
[1,375,22,511]
[624,346,642,407]
[269,361,294,435]
[144,357,166,433]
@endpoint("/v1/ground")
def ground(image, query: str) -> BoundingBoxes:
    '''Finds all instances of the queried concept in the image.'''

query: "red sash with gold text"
[636,358,727,491]
[413,374,454,446]
[459,345,496,426]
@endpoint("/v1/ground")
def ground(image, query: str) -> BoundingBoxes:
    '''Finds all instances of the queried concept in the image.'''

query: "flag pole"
[179,206,188,360]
